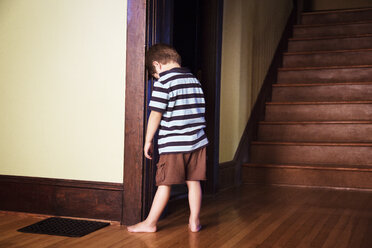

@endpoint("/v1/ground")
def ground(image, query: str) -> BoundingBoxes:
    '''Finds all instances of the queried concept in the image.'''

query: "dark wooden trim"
[232,3,299,186]
[123,0,147,225]
[0,175,122,221]
[218,161,237,190]
[199,0,223,194]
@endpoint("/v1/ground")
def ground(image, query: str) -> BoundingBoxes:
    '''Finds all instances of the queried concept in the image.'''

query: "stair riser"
[301,9,372,25]
[258,124,372,142]
[278,67,372,83]
[288,36,372,52]
[272,84,372,102]
[293,23,372,38]
[283,51,372,68]
[243,167,372,189]
[266,104,372,121]
[251,145,372,165]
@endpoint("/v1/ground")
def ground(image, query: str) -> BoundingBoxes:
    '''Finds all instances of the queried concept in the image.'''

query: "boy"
[127,44,208,233]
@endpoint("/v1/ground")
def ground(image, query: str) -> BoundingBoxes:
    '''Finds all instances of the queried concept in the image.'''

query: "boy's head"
[145,44,181,78]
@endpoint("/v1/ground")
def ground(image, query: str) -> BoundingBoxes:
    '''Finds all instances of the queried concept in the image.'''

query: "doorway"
[144,0,223,219]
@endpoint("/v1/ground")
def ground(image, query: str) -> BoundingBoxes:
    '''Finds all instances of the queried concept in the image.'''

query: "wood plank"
[278,64,372,71]
[284,48,372,55]
[301,7,372,15]
[289,33,372,41]
[123,0,147,225]
[1,185,371,247]
[294,20,372,28]
[0,175,122,221]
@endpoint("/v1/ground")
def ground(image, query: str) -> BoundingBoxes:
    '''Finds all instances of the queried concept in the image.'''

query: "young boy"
[127,44,208,233]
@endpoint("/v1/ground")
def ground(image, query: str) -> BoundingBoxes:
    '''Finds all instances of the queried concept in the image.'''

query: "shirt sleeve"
[148,81,169,113]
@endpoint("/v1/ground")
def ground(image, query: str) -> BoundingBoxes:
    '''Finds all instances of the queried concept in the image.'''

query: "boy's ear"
[152,61,162,72]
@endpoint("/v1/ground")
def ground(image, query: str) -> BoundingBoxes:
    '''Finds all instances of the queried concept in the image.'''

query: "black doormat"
[17,217,110,237]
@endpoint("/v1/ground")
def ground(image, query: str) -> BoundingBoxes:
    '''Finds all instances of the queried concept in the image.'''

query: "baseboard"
[219,161,237,190]
[0,175,123,221]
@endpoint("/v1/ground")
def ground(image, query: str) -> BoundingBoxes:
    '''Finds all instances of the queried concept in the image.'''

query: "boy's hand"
[144,141,153,159]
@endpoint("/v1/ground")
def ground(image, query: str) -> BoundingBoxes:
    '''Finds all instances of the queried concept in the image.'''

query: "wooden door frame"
[199,0,223,194]
[122,0,147,226]
[122,0,223,225]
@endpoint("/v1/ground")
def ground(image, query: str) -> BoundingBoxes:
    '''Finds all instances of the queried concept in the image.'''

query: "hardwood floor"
[0,185,371,248]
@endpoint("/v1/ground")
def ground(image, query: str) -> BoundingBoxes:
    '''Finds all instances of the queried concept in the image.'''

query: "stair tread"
[251,141,372,146]
[267,100,372,105]
[289,33,372,41]
[273,82,372,87]
[284,48,372,56]
[294,20,372,28]
[301,7,372,16]
[279,64,372,71]
[243,163,372,171]
[259,121,372,125]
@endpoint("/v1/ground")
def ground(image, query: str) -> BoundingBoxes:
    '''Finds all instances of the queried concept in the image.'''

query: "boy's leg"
[186,180,202,232]
[127,185,171,233]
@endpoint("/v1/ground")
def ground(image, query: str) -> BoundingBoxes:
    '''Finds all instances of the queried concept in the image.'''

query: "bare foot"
[127,221,157,233]
[188,221,202,232]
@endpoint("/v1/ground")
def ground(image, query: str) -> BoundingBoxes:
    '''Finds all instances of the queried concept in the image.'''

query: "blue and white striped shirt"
[149,67,209,154]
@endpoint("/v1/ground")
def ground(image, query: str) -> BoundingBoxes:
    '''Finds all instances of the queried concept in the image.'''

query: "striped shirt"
[149,67,209,154]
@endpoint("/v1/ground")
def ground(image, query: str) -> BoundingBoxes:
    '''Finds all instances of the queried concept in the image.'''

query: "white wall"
[0,0,127,183]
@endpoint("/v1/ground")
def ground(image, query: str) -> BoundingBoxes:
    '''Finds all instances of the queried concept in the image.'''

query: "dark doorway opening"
[144,0,223,219]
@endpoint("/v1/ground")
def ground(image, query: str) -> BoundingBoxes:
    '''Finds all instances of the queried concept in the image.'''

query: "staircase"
[242,7,372,190]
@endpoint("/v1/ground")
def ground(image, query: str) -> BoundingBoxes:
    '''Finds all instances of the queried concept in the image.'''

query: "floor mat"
[17,217,110,237]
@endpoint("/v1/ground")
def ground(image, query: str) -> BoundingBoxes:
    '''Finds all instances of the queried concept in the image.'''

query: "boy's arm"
[144,110,163,159]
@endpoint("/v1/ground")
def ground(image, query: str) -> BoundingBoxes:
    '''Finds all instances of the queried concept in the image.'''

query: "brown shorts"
[155,147,207,186]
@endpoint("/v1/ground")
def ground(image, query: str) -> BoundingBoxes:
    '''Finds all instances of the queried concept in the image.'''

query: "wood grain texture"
[0,175,123,221]
[1,185,371,247]
[123,0,147,225]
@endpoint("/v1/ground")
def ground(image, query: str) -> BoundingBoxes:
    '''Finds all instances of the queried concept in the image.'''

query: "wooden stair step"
[284,48,372,55]
[267,100,372,105]
[259,120,372,124]
[301,7,372,25]
[265,101,372,121]
[243,163,372,172]
[288,34,372,52]
[295,20,372,28]
[251,141,372,166]
[252,141,372,147]
[278,65,372,83]
[278,64,372,71]
[258,121,372,142]
[274,82,372,86]
[289,33,372,41]
[242,163,372,189]
[293,21,372,38]
[283,49,372,68]
[272,83,372,102]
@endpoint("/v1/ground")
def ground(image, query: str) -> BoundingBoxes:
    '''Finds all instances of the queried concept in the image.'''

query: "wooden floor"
[1,185,372,248]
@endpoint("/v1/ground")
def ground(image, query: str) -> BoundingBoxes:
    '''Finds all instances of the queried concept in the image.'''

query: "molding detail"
[0,175,123,221]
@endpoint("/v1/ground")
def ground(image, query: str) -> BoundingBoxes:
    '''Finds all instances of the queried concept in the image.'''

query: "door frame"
[122,0,223,225]
[122,0,147,225]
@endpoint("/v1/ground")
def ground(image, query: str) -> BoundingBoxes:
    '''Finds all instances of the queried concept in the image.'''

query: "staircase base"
[242,163,372,190]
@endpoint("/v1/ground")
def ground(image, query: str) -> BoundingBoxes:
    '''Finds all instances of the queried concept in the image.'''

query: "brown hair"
[145,44,182,75]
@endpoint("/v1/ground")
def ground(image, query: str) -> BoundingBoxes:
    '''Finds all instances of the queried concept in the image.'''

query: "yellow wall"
[219,0,293,163]
[0,0,126,183]
[309,0,372,10]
